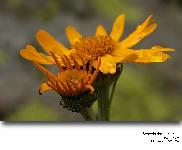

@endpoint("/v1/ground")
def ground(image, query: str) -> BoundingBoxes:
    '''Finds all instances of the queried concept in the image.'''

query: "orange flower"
[33,54,101,112]
[66,15,175,74]
[20,15,175,75]
[34,54,100,96]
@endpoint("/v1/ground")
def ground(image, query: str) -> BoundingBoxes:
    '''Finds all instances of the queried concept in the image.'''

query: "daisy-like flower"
[33,54,100,112]
[66,15,175,74]
[20,15,175,75]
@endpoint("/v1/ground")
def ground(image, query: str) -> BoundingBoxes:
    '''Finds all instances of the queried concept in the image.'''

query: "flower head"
[20,15,175,74]
[66,15,175,74]
[33,54,100,112]
[35,54,100,96]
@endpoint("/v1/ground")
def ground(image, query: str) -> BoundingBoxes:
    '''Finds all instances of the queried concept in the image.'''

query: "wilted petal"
[99,54,117,74]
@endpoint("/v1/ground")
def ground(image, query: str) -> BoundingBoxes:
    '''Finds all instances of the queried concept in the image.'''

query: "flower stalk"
[80,107,95,121]
[96,64,123,121]
[97,84,110,121]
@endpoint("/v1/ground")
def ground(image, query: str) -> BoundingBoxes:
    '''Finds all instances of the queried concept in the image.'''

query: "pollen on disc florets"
[71,36,119,60]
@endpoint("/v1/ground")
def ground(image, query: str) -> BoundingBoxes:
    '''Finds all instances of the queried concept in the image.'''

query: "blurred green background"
[0,0,181,121]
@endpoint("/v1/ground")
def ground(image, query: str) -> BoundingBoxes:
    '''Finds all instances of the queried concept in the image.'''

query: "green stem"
[96,64,123,121]
[107,76,119,117]
[80,107,95,121]
[98,85,110,121]
[107,64,123,119]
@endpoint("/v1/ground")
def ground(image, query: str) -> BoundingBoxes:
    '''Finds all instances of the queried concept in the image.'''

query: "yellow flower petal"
[36,30,70,56]
[39,82,53,95]
[20,45,54,64]
[134,52,171,63]
[95,25,107,36]
[65,26,82,45]
[99,54,117,74]
[151,46,176,52]
[131,46,174,63]
[111,47,138,62]
[111,45,175,63]
[120,15,157,48]
[110,14,125,41]
[52,47,73,56]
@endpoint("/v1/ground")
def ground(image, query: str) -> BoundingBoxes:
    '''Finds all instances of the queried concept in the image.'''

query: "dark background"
[0,0,181,121]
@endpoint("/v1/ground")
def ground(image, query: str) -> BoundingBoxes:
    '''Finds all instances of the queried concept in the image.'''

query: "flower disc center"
[71,36,118,60]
